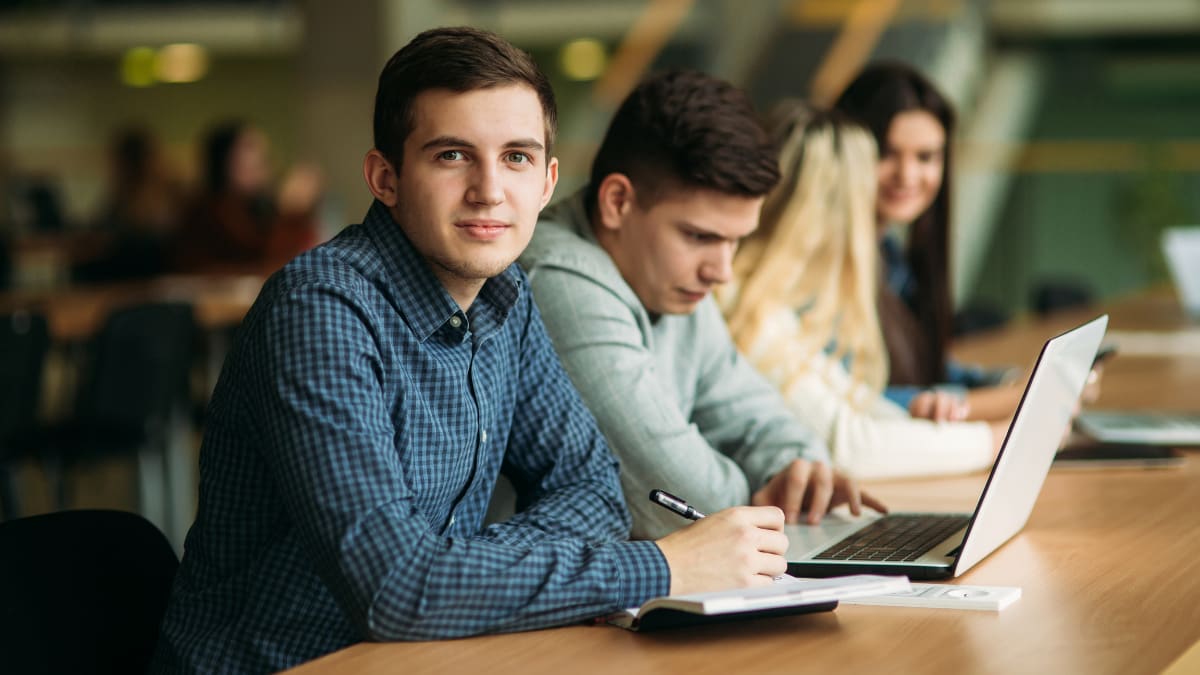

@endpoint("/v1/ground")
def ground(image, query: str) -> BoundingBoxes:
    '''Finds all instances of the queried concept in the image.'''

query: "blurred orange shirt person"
[174,121,322,274]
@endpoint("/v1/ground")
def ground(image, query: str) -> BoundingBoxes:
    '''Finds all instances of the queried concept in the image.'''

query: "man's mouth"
[455,219,511,240]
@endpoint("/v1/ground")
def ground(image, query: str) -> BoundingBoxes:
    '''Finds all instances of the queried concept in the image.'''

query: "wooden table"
[286,289,1200,675]
[0,273,263,341]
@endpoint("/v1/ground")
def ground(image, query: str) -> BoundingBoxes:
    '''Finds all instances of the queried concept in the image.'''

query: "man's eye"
[439,150,464,161]
[507,152,530,164]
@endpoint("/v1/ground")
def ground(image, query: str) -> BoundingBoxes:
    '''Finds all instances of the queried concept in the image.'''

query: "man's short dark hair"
[586,70,779,214]
[373,26,557,168]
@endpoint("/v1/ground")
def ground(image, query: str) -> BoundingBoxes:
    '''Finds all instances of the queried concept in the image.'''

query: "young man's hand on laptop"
[751,459,888,526]
[655,506,790,595]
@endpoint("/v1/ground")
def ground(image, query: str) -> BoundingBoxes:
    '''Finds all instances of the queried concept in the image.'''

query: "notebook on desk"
[606,574,910,631]
[785,315,1108,581]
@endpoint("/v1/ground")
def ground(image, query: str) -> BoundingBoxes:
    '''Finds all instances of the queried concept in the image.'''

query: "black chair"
[44,302,196,512]
[0,509,178,674]
[953,302,1010,338]
[0,235,12,290]
[0,311,50,520]
[1031,278,1095,317]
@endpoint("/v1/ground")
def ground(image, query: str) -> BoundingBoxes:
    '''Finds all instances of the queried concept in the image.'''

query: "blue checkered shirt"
[151,200,669,673]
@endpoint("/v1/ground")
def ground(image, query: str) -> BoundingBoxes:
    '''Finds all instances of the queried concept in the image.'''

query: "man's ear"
[595,173,636,232]
[363,149,400,207]
[540,156,560,210]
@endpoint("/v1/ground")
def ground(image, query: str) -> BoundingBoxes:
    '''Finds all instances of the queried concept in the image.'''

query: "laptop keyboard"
[814,514,970,563]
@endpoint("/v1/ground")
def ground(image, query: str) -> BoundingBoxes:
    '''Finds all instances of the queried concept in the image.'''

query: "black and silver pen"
[649,489,707,521]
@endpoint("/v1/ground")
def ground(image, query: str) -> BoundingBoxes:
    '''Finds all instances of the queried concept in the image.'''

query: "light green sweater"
[519,190,830,539]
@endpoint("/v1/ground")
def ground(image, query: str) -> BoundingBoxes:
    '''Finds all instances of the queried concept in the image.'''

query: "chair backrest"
[0,509,179,674]
[74,302,195,432]
[0,235,11,290]
[1031,278,1094,317]
[0,311,50,443]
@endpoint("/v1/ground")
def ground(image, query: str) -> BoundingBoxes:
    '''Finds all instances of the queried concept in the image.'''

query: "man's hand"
[655,506,789,596]
[751,459,888,525]
[909,390,970,421]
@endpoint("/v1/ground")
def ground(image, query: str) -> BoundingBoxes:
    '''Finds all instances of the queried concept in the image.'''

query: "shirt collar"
[362,199,523,343]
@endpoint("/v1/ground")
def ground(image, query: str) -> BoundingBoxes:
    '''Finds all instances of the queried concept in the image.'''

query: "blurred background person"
[722,101,1004,480]
[73,125,182,282]
[173,120,323,274]
[833,62,1022,423]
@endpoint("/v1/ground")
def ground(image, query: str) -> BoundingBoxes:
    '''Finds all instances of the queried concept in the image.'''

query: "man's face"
[390,84,557,302]
[604,186,763,315]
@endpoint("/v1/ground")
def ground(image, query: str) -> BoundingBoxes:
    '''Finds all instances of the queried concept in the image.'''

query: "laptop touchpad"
[785,512,882,559]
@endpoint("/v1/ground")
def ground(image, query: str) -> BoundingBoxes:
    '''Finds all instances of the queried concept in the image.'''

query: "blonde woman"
[721,102,1006,479]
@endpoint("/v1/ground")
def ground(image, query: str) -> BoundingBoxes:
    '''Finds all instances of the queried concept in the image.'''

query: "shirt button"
[449,514,456,528]
[449,316,463,328]
[480,429,488,444]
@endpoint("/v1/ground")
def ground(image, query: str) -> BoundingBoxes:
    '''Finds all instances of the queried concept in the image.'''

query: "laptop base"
[787,561,953,581]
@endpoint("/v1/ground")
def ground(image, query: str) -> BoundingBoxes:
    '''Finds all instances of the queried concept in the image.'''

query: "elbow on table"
[364,603,487,642]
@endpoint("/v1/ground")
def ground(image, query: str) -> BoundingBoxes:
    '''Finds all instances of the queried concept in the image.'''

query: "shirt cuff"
[608,540,671,608]
[884,385,922,409]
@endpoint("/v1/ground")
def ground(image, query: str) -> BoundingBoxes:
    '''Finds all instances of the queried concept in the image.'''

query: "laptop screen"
[1163,227,1200,320]
[953,315,1108,576]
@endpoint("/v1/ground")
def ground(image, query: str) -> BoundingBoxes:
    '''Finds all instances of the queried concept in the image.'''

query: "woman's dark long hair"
[833,62,955,385]
[202,120,248,196]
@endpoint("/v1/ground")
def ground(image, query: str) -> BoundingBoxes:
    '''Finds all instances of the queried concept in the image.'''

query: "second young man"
[520,70,887,539]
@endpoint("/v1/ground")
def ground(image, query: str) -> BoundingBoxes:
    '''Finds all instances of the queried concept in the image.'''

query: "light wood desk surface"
[288,290,1200,675]
[0,274,263,342]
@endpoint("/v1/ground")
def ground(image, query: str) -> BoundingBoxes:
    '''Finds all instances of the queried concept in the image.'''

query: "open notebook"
[606,574,909,631]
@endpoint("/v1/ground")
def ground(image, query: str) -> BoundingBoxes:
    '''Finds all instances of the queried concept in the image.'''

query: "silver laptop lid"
[1162,227,1200,319]
[953,315,1108,576]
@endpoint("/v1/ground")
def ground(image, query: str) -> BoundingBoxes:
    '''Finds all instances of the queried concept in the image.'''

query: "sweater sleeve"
[526,265,827,539]
[747,311,994,480]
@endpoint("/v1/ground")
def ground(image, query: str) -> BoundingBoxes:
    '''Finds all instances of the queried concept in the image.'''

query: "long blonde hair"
[724,101,887,397]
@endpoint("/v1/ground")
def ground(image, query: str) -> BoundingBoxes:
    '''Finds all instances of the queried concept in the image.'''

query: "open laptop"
[1162,226,1200,321]
[1068,228,1200,446]
[1075,410,1200,446]
[786,314,1108,580]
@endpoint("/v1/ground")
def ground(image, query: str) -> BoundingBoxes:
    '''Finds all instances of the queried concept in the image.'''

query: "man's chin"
[655,299,703,316]
[435,255,518,284]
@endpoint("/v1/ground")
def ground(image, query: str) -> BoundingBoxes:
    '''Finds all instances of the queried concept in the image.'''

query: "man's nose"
[466,164,504,206]
[701,243,735,284]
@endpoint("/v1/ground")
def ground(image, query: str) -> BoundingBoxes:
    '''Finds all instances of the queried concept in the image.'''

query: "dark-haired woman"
[834,63,1023,422]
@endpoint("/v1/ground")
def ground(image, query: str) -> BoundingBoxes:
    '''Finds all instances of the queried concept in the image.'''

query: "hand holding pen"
[650,489,793,594]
